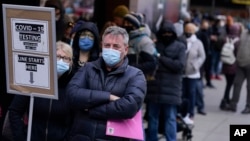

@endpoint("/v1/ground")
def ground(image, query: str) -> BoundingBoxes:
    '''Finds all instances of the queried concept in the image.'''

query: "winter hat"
[124,12,142,28]
[45,0,62,9]
[113,5,129,18]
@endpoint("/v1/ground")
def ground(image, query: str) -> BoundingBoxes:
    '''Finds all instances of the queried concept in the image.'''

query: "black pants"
[204,55,213,85]
[222,74,235,103]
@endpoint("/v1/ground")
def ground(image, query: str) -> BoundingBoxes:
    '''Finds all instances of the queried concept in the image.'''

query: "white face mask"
[220,21,225,27]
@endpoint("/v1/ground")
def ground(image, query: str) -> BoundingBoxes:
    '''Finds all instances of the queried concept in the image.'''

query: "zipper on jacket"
[45,99,53,141]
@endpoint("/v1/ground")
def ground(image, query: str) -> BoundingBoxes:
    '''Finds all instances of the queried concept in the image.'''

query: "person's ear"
[124,45,129,55]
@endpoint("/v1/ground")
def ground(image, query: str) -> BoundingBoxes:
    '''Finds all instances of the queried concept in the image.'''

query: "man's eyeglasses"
[57,55,71,63]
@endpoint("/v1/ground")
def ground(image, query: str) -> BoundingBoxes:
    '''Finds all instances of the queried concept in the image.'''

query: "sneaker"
[206,83,215,88]
[210,75,215,79]
[241,107,250,114]
[215,75,222,80]
[183,116,194,125]
[198,110,207,115]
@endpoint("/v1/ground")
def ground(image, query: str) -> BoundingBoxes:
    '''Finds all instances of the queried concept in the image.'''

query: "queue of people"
[1,1,249,141]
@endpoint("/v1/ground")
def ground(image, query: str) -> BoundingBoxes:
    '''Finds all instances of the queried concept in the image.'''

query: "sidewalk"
[179,30,250,141]
[186,78,250,141]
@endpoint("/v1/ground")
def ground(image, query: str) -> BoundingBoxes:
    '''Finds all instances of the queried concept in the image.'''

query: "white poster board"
[2,4,58,99]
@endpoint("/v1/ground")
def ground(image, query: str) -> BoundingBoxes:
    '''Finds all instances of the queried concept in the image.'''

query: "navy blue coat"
[66,57,146,141]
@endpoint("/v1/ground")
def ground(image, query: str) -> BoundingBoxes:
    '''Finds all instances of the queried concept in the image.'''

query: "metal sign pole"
[27,95,34,141]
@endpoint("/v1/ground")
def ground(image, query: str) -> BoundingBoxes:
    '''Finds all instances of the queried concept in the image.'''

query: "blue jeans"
[196,79,205,111]
[146,103,177,141]
[211,49,222,76]
[182,78,199,117]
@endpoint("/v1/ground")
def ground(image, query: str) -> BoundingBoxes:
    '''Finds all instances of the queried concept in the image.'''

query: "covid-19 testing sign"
[2,4,58,99]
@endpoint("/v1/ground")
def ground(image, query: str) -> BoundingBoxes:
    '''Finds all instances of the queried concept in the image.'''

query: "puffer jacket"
[66,57,146,141]
[127,28,157,75]
[145,21,186,105]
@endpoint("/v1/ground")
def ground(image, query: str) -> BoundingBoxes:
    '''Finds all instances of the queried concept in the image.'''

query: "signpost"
[2,4,57,141]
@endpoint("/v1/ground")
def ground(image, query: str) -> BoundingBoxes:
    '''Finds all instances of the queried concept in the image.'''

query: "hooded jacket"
[145,21,186,105]
[71,22,100,74]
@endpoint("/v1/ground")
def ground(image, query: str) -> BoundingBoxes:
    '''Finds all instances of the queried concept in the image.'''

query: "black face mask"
[201,29,208,32]
[184,33,192,38]
[162,35,175,45]
[123,26,134,33]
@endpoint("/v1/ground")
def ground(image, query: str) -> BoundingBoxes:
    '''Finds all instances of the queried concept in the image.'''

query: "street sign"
[2,4,58,99]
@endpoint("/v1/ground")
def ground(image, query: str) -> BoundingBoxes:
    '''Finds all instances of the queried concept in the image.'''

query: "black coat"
[66,58,146,141]
[196,29,211,56]
[9,72,73,141]
[145,21,186,105]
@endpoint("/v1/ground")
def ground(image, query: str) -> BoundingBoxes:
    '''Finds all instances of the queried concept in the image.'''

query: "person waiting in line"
[70,21,100,74]
[145,20,186,141]
[195,19,212,116]
[209,16,226,80]
[182,23,206,124]
[8,41,74,141]
[123,12,158,80]
[66,26,147,141]
[45,0,68,42]
[123,12,158,123]
[196,19,214,88]
[112,5,129,27]
[61,15,74,45]
[225,20,250,114]
[220,16,242,111]
[227,41,250,114]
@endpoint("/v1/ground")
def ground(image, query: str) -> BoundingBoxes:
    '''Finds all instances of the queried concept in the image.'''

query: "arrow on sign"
[29,72,34,84]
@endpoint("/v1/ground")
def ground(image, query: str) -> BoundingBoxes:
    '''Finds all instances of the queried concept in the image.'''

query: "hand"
[210,35,217,41]
[110,94,120,101]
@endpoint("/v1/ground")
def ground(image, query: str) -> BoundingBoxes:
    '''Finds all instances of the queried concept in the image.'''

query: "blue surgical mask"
[102,48,121,67]
[57,59,70,77]
[79,37,94,51]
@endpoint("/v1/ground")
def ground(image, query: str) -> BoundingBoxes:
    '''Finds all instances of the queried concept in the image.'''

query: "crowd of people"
[1,0,250,141]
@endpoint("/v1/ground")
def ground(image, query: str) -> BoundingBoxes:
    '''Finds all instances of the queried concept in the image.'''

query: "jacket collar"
[92,57,129,74]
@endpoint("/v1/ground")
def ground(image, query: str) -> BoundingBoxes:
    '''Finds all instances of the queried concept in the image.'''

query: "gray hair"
[102,26,129,45]
[56,41,73,64]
